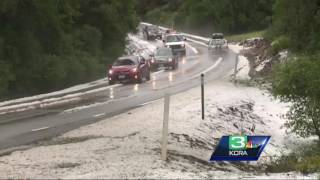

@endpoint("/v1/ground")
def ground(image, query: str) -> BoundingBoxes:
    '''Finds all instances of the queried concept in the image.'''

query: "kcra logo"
[210,135,270,161]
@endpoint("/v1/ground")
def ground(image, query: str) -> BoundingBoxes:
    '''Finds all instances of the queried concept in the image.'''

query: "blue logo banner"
[210,135,270,161]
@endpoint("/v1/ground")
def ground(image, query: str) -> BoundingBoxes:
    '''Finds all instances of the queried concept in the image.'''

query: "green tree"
[270,0,320,53]
[0,0,138,99]
[138,0,273,34]
[272,55,320,140]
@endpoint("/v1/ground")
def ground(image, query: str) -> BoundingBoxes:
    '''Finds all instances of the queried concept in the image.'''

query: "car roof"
[212,33,224,38]
[165,33,182,36]
[212,33,224,36]
[118,56,139,62]
[164,34,184,40]
[157,47,171,51]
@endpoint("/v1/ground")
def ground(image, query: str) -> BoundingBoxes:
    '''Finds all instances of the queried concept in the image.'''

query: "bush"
[266,142,320,174]
[269,35,289,55]
[272,54,320,140]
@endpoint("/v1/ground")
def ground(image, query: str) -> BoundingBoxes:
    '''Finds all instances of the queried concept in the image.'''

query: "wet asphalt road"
[0,38,237,151]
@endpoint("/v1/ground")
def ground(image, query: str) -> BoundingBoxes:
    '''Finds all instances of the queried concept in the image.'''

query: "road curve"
[0,35,237,151]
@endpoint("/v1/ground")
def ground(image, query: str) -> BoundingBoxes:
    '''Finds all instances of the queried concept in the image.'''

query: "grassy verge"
[266,142,320,174]
[226,30,266,42]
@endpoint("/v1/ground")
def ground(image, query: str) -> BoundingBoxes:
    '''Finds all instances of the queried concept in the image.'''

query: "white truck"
[162,34,187,56]
[208,33,228,51]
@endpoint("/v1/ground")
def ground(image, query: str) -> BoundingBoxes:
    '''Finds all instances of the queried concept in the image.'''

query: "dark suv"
[150,47,178,70]
[143,25,162,40]
[108,56,151,84]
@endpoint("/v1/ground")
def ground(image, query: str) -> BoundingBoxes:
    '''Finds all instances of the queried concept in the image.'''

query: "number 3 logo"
[229,136,247,150]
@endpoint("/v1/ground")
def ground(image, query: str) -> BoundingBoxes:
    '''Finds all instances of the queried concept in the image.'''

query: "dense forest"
[271,0,320,140]
[0,0,319,105]
[0,0,138,99]
[136,0,274,35]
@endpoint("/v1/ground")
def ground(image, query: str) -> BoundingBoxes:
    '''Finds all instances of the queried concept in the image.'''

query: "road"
[0,34,237,151]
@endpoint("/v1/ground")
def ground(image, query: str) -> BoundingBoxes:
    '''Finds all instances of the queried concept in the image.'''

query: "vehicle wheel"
[137,74,143,83]
[109,80,114,85]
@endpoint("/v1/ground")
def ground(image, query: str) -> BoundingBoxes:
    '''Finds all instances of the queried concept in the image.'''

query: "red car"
[108,56,151,85]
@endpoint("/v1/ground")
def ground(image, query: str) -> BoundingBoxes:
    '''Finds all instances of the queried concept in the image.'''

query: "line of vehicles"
[107,24,229,85]
[107,25,187,85]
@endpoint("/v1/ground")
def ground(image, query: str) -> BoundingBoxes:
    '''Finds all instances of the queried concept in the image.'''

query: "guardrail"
[0,22,212,116]
[140,22,210,45]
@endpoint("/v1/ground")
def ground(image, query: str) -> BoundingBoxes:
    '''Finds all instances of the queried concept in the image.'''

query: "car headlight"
[181,44,185,48]
[168,58,173,62]
[151,59,155,63]
[109,69,113,74]
[132,68,137,72]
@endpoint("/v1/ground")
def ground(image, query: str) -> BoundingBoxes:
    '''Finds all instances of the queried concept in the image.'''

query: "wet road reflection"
[134,84,139,92]
[109,87,114,99]
[168,72,173,82]
[152,81,156,89]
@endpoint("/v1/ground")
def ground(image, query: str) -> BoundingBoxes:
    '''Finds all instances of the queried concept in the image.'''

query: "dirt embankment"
[239,38,287,81]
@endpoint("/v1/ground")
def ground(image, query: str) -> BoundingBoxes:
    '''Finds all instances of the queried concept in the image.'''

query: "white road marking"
[185,43,198,54]
[139,98,162,106]
[31,126,49,132]
[108,84,122,89]
[192,57,223,78]
[93,113,106,118]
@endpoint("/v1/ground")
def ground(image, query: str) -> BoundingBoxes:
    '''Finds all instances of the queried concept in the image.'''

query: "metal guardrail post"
[201,74,205,120]
[233,54,239,83]
[161,93,170,161]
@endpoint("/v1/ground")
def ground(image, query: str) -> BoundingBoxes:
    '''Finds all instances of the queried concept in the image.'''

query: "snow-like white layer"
[0,34,156,115]
[228,44,243,54]
[236,55,250,80]
[1,80,315,179]
[279,50,288,61]
[0,78,109,108]
[0,84,121,115]
[255,58,272,72]
[127,33,157,54]
[227,44,251,80]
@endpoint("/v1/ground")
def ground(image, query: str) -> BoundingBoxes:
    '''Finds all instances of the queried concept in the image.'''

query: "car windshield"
[113,59,136,66]
[155,48,172,57]
[212,34,224,39]
[165,35,181,42]
[149,26,158,32]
